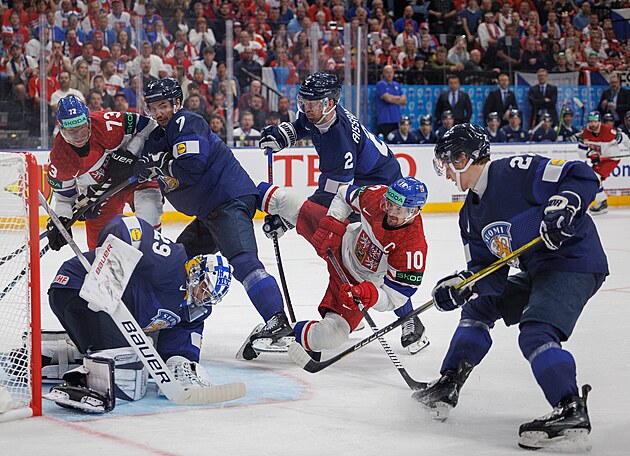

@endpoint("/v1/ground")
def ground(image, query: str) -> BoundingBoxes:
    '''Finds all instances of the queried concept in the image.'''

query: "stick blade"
[287,342,323,373]
[174,382,247,405]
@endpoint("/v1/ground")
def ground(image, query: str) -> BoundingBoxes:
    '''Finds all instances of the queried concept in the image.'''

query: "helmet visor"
[297,95,326,114]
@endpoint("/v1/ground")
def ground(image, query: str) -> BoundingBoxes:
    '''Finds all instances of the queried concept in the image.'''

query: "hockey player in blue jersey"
[435,111,454,138]
[483,112,507,143]
[531,112,558,142]
[134,78,294,356]
[501,109,528,142]
[557,108,580,142]
[413,124,608,450]
[415,114,437,144]
[258,72,426,353]
[46,215,232,412]
[385,115,419,144]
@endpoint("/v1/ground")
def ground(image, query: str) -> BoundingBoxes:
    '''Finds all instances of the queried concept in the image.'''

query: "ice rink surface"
[2,209,629,455]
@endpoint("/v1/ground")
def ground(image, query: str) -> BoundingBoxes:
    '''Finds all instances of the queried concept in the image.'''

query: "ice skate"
[235,324,264,360]
[412,359,474,421]
[250,312,295,351]
[588,200,608,215]
[518,384,592,451]
[401,316,429,355]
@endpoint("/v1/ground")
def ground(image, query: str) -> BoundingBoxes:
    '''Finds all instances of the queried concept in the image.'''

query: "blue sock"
[395,299,413,318]
[243,269,284,321]
[440,320,492,374]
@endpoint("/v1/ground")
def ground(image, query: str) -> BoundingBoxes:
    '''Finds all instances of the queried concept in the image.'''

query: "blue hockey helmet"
[587,111,601,122]
[144,77,183,106]
[57,95,91,146]
[381,177,428,225]
[298,72,342,102]
[420,114,433,125]
[183,254,232,322]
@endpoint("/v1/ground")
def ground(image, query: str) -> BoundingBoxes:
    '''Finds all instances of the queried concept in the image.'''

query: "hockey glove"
[105,149,137,184]
[262,214,294,239]
[259,122,297,153]
[73,182,111,220]
[540,191,581,251]
[134,151,172,183]
[431,270,477,312]
[312,215,347,257]
[46,216,72,251]
[340,282,379,310]
[586,150,600,165]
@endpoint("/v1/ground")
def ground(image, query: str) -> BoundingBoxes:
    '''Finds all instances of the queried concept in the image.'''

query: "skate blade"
[406,337,430,355]
[518,429,591,452]
[588,207,607,216]
[411,393,453,422]
[251,336,295,353]
[235,324,264,360]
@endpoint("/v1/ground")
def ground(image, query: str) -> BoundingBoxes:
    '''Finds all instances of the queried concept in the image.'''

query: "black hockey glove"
[431,270,477,312]
[105,149,137,184]
[134,151,172,183]
[72,181,112,220]
[46,216,72,251]
[259,122,297,153]
[262,214,294,239]
[540,191,581,251]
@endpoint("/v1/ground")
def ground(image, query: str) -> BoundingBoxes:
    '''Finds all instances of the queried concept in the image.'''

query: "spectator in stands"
[132,41,162,79]
[287,5,307,35]
[248,93,267,132]
[542,11,561,40]
[462,0,483,47]
[428,46,464,84]
[34,10,65,44]
[121,75,143,109]
[265,111,281,127]
[375,64,407,138]
[164,43,193,77]
[70,60,91,99]
[435,75,473,126]
[557,108,580,142]
[270,46,298,85]
[64,12,87,43]
[91,31,111,60]
[209,114,227,142]
[166,6,190,37]
[478,10,503,65]
[235,47,263,91]
[484,72,518,127]
[290,30,309,60]
[2,0,27,28]
[325,46,347,77]
[210,2,231,43]
[495,24,522,74]
[586,36,608,61]
[448,36,470,66]
[398,38,419,70]
[189,47,218,83]
[238,79,269,113]
[582,13,603,40]
[108,0,131,31]
[117,30,138,61]
[463,50,487,83]
[189,18,216,56]
[436,110,455,137]
[143,2,162,34]
[137,56,158,89]
[528,68,558,127]
[5,42,37,103]
[189,67,212,107]
[308,0,332,23]
[416,34,435,63]
[89,13,116,48]
[47,41,73,78]
[394,5,419,34]
[605,52,629,73]
[91,74,114,110]
[277,95,296,123]
[496,1,511,31]
[428,0,457,36]
[235,30,266,66]
[386,115,419,145]
[501,108,528,142]
[27,71,59,110]
[73,42,101,80]
[551,51,570,73]
[113,91,133,113]
[598,74,630,127]
[296,47,313,83]
[86,89,106,112]
[404,55,428,85]
[484,112,508,143]
[234,109,261,146]
[416,114,437,144]
[109,43,130,85]
[395,19,419,48]
[279,0,295,25]
[212,62,241,102]
[185,92,210,122]
[149,19,172,48]
[580,51,604,72]
[100,59,124,97]
[520,37,545,72]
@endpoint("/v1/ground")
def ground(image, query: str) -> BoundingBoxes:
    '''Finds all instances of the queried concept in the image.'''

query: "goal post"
[0,152,41,422]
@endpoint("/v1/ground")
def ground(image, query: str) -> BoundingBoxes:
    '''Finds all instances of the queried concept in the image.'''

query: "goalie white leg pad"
[90,347,148,402]
[301,313,351,352]
[134,187,164,227]
[41,330,83,379]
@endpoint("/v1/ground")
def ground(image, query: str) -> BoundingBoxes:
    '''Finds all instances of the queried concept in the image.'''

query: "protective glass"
[60,122,91,147]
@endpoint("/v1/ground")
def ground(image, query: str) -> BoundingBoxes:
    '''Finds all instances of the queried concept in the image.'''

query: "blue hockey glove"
[134,151,172,183]
[540,191,581,251]
[262,214,294,239]
[431,270,477,312]
[259,122,297,153]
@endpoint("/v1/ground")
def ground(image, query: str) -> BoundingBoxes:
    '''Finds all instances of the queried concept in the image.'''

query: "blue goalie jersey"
[144,110,258,218]
[293,104,402,207]
[50,215,210,336]
[459,155,609,297]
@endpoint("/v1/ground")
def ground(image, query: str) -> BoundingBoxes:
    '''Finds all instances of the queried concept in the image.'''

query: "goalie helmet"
[144,77,183,106]
[57,95,91,147]
[182,254,232,322]
[381,177,428,225]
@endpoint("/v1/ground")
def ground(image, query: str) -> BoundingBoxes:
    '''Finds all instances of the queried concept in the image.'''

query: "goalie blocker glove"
[431,270,477,312]
[540,191,581,251]
[259,122,297,153]
[46,216,72,251]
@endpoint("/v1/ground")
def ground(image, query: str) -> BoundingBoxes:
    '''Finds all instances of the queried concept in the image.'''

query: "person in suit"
[597,74,630,127]
[527,68,558,129]
[435,75,473,127]
[483,73,518,127]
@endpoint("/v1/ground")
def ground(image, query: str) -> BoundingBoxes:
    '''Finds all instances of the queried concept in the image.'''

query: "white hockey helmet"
[182,254,232,322]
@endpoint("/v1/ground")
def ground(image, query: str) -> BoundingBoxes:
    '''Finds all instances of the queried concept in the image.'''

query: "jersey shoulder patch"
[541,158,568,183]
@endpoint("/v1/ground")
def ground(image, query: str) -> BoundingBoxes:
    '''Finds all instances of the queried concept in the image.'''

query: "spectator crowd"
[0,0,629,146]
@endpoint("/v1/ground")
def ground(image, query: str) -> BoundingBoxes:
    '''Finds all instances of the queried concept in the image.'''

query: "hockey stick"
[266,147,296,323]
[38,191,247,405]
[556,100,568,136]
[529,119,544,141]
[288,237,542,373]
[325,248,426,390]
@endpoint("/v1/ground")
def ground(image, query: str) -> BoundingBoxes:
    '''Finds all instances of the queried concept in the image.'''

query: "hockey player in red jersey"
[257,177,429,359]
[578,110,630,214]
[46,95,163,250]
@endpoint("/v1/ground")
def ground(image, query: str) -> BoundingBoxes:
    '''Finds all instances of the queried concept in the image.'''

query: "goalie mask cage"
[0,152,41,422]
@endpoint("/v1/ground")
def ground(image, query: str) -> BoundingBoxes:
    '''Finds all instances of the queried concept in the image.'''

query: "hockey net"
[0,152,41,422]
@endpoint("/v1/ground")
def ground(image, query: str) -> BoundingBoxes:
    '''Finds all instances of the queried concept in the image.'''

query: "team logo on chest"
[481,221,519,267]
[353,230,383,272]
[144,309,181,332]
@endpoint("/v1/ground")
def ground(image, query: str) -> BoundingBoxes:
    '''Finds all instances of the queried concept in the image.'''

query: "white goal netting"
[0,152,39,420]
